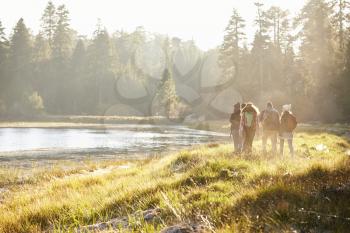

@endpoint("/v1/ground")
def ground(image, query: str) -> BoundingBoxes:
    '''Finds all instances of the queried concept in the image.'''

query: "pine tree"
[87,22,115,110]
[10,19,32,67]
[69,39,88,113]
[260,7,291,95]
[250,32,267,98]
[9,18,33,106]
[32,33,51,101]
[51,4,72,113]
[33,33,50,64]
[266,6,290,49]
[296,0,335,82]
[330,0,350,51]
[0,20,8,68]
[295,0,337,120]
[336,39,350,119]
[253,2,271,100]
[156,68,179,118]
[71,39,86,75]
[0,21,7,43]
[0,20,9,110]
[219,8,245,82]
[254,2,270,45]
[52,4,72,61]
[40,1,56,49]
[154,39,179,118]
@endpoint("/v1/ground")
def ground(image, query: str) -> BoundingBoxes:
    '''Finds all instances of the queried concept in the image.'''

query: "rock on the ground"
[76,217,128,233]
[76,208,161,233]
[160,223,209,233]
[142,208,161,222]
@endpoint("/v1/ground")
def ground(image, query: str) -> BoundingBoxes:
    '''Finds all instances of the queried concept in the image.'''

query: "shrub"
[28,92,44,111]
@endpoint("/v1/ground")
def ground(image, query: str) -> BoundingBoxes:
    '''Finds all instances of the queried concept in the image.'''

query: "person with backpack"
[259,102,280,154]
[240,103,259,153]
[279,104,297,157]
[229,102,242,153]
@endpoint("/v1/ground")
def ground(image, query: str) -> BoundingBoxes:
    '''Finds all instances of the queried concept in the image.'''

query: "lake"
[0,124,228,166]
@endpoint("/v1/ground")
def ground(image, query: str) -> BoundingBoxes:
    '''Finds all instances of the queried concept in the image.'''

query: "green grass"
[0,133,349,232]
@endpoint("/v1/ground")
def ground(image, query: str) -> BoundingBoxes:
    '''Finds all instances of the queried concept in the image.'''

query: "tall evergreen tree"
[40,1,56,49]
[8,18,33,106]
[330,0,350,51]
[266,6,290,49]
[254,2,270,44]
[32,33,51,100]
[87,23,115,111]
[69,39,88,113]
[155,68,179,117]
[336,39,350,119]
[52,4,72,61]
[50,4,73,113]
[259,7,291,97]
[219,8,245,82]
[0,20,8,71]
[0,21,6,43]
[252,2,271,100]
[0,20,9,112]
[295,0,337,120]
[154,39,179,117]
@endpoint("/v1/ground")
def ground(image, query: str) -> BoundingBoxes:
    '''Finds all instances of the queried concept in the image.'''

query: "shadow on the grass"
[223,158,350,232]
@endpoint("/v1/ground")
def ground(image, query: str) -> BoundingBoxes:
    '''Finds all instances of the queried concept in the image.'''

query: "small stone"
[160,223,209,233]
[143,208,161,222]
[76,208,161,232]
[76,217,128,232]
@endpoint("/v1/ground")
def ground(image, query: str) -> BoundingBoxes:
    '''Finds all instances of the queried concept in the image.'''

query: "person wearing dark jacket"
[230,102,242,153]
[280,104,297,157]
[259,102,280,153]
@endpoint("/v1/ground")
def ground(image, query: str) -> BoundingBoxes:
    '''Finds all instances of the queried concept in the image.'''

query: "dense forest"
[0,0,349,122]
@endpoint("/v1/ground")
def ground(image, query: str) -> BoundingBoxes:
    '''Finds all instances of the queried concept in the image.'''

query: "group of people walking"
[229,102,297,156]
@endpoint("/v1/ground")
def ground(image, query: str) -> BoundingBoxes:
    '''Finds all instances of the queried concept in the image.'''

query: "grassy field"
[0,132,349,232]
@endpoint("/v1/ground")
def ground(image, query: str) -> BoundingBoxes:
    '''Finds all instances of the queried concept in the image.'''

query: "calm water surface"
[0,124,227,165]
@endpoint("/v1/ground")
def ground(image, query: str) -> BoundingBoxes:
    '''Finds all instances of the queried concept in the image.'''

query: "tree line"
[0,1,192,118]
[0,0,349,122]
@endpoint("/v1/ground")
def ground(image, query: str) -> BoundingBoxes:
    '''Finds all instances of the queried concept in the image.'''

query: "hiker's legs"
[263,130,277,153]
[240,131,245,152]
[243,129,250,152]
[249,130,256,151]
[237,130,242,151]
[280,139,285,156]
[288,138,294,157]
[271,131,277,153]
[244,129,255,152]
[262,131,268,153]
[243,129,249,152]
[232,130,241,152]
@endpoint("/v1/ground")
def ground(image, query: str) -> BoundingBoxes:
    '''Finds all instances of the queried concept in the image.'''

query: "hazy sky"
[0,0,306,50]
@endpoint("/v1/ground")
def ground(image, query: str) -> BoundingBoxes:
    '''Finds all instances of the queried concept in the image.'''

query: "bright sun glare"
[0,0,305,50]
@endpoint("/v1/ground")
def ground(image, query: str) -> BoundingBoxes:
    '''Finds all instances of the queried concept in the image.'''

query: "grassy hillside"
[0,132,349,232]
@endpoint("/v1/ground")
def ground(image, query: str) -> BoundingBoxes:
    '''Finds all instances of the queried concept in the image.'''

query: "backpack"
[244,112,254,128]
[263,110,279,130]
[286,114,297,131]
